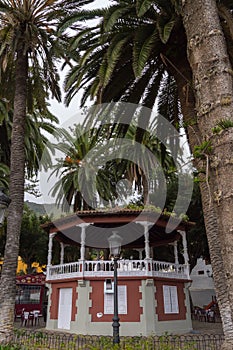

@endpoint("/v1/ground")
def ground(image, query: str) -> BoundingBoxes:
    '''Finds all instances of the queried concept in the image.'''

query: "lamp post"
[0,188,11,227]
[108,231,122,345]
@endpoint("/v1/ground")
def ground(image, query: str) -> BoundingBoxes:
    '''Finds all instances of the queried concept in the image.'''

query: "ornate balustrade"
[47,259,190,281]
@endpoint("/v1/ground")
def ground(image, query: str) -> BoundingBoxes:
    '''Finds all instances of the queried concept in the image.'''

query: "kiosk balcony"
[46,259,189,281]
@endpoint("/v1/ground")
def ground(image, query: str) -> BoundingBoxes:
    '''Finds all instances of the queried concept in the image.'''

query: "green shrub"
[0,345,23,350]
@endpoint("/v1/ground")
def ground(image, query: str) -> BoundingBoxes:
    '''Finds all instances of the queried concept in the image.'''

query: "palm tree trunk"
[0,49,28,342]
[179,78,233,339]
[181,1,233,348]
[171,48,233,345]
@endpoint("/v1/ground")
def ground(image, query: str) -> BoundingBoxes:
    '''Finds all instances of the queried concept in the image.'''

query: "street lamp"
[108,231,122,345]
[0,188,11,227]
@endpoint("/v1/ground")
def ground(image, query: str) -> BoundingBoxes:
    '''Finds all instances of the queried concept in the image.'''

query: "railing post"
[135,248,143,260]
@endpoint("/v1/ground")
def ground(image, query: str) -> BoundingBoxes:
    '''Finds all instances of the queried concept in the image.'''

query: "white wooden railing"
[46,259,190,280]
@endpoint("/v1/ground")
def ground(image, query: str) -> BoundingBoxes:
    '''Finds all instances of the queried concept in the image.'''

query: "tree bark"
[0,49,28,342]
[181,1,233,347]
[171,51,233,340]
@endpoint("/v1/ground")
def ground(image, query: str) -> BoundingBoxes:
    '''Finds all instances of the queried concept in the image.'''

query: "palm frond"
[133,26,158,76]
[157,14,176,44]
[136,0,153,17]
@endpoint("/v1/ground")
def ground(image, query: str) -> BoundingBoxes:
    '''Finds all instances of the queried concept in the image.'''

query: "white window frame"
[163,285,179,314]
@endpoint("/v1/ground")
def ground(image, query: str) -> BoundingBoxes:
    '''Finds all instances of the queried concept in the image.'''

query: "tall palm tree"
[50,123,130,210]
[0,0,92,341]
[0,67,62,185]
[181,2,233,348]
[51,120,177,211]
[0,106,60,175]
[61,0,233,345]
[60,2,183,161]
[109,121,178,206]
[50,124,102,212]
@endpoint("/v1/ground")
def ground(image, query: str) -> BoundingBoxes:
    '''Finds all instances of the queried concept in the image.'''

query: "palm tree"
[61,3,181,124]
[105,121,178,206]
[61,1,233,345]
[51,119,178,211]
[50,123,131,210]
[50,124,102,211]
[0,68,62,188]
[0,107,60,175]
[0,0,92,341]
[181,2,233,348]
[60,2,184,162]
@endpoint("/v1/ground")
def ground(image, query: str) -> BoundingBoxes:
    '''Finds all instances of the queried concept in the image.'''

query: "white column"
[145,229,150,259]
[78,223,93,261]
[179,230,189,265]
[173,241,179,264]
[47,232,57,266]
[60,242,68,265]
[136,221,153,259]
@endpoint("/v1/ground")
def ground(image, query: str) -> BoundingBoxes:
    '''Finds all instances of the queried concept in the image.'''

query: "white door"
[58,288,72,330]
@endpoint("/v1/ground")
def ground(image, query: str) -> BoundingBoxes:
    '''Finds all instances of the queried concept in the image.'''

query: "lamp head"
[108,231,122,258]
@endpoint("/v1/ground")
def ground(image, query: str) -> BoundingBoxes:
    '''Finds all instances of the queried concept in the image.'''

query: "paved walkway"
[192,319,223,334]
[14,316,46,330]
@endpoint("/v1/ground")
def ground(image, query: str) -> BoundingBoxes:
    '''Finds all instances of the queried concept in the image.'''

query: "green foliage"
[136,0,153,17]
[49,124,105,212]
[179,213,189,222]
[0,162,9,188]
[186,181,209,270]
[126,202,143,210]
[212,118,233,134]
[0,204,50,271]
[193,141,212,159]
[0,0,89,181]
[0,346,23,350]
[50,119,179,211]
[60,0,182,131]
[19,206,50,272]
[133,28,158,77]
[104,7,130,32]
[0,101,60,179]
[105,36,129,85]
[126,202,182,218]
[157,15,176,44]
